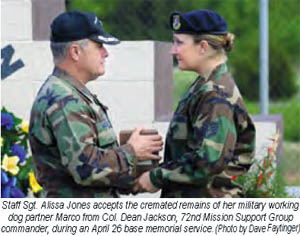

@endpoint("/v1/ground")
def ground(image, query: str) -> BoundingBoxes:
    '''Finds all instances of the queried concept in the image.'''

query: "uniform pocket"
[170,120,188,140]
[96,120,117,147]
[171,100,189,140]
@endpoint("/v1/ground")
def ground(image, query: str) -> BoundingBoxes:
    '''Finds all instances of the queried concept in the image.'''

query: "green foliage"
[245,98,300,142]
[241,43,300,101]
[269,99,300,142]
[282,142,300,186]
[215,0,299,101]
[269,46,298,100]
[236,165,290,198]
[67,0,299,100]
[173,70,198,109]
[235,133,291,198]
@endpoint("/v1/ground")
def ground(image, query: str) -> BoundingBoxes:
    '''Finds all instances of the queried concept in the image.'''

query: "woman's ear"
[198,40,209,54]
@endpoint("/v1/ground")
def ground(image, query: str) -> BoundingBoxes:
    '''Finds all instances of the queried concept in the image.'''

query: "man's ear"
[69,44,81,61]
[198,40,209,54]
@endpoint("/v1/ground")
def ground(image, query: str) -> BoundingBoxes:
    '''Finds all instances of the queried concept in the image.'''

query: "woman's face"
[170,34,201,72]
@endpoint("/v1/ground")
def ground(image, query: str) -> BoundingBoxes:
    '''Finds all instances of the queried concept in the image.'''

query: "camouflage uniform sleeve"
[46,97,136,189]
[150,91,255,188]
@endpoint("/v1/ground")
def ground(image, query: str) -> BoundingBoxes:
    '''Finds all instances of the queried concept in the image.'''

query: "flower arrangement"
[233,130,290,198]
[1,107,42,198]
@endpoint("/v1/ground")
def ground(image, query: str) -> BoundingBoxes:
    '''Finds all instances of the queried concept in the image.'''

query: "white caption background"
[0,199,299,236]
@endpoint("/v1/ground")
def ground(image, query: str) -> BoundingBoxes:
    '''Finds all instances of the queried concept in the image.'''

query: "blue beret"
[170,10,227,35]
[51,10,120,45]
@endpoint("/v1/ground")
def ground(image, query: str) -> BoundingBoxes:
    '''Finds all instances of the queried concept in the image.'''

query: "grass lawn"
[282,142,300,185]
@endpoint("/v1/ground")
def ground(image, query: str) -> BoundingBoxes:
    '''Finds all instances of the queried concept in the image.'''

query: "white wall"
[1,0,33,41]
[1,41,171,129]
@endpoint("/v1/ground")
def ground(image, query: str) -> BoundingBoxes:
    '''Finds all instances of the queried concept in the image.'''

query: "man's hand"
[128,127,163,161]
[132,171,159,193]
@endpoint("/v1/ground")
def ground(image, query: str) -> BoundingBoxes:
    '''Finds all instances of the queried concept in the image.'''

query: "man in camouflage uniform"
[134,10,255,197]
[29,10,162,198]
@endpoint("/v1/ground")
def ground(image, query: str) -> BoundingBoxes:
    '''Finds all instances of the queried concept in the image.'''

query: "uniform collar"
[52,67,92,97]
[205,63,227,80]
[52,67,90,93]
[196,63,227,84]
[52,67,108,110]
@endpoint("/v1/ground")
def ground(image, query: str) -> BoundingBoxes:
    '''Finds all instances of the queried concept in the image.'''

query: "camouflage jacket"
[29,67,136,198]
[150,63,256,198]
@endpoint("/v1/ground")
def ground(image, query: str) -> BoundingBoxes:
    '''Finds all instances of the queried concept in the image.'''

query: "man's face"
[79,40,109,81]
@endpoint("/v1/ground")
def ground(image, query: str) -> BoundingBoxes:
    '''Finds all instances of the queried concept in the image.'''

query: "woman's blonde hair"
[192,33,235,54]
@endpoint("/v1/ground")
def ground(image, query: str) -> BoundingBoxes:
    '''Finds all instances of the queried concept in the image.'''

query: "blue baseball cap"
[51,10,120,45]
[170,10,227,35]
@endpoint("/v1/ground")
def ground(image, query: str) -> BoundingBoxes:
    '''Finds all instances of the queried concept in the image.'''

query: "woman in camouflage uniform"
[134,10,256,197]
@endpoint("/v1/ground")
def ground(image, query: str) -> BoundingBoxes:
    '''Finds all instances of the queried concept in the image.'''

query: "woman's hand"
[132,171,159,193]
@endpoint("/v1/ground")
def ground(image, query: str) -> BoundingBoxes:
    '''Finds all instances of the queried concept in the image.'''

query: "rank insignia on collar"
[173,15,181,30]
